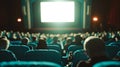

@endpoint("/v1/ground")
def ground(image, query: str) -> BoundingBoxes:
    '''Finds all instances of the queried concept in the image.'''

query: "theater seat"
[0,61,62,67]
[105,45,120,59]
[72,49,89,67]
[117,51,120,57]
[8,45,30,60]
[47,45,62,53]
[10,41,21,45]
[116,50,120,60]
[0,50,17,62]
[93,61,120,67]
[22,49,62,65]
[67,45,83,53]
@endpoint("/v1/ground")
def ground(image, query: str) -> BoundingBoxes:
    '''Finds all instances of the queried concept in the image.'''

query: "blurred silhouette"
[0,36,10,50]
[36,38,47,49]
[71,34,83,46]
[76,36,110,67]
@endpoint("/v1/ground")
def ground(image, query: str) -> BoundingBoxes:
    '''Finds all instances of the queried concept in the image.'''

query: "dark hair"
[36,38,47,49]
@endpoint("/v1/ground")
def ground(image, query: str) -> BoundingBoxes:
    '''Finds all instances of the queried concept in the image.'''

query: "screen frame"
[31,0,83,29]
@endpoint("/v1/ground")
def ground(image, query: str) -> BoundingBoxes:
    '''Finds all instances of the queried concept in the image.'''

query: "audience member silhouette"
[31,36,37,43]
[21,37,29,45]
[36,38,47,49]
[50,36,61,48]
[0,36,10,50]
[76,36,110,67]
[21,37,33,49]
[71,34,83,46]
[64,37,73,51]
[0,36,17,62]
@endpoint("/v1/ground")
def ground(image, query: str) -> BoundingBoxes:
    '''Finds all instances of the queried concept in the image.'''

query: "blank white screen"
[40,1,75,23]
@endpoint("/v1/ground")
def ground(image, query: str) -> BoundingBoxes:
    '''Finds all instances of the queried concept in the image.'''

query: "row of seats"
[7,45,61,60]
[7,45,120,60]
[1,45,120,67]
[1,51,120,66]
[0,61,61,67]
[0,49,63,66]
[0,61,120,67]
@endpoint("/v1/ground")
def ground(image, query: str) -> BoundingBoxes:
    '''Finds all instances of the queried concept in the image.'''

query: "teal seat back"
[8,45,30,60]
[93,61,120,67]
[0,61,62,67]
[22,49,62,65]
[0,50,17,62]
[72,49,89,67]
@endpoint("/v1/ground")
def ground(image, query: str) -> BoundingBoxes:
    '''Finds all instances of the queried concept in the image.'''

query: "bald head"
[0,37,10,50]
[83,36,106,57]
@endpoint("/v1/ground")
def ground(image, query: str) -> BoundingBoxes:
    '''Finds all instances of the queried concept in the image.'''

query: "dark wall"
[0,0,24,31]
[91,0,112,31]
[91,0,120,31]
[0,0,10,29]
[107,0,120,30]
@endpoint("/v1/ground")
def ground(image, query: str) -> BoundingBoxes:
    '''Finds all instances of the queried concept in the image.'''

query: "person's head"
[52,36,58,43]
[31,36,37,42]
[66,37,72,45]
[83,36,106,58]
[0,37,10,50]
[36,38,47,49]
[74,35,82,41]
[21,37,29,45]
